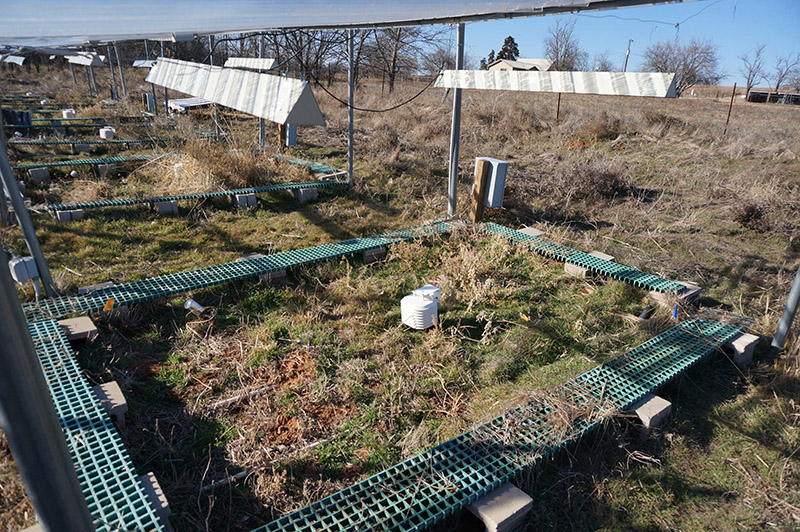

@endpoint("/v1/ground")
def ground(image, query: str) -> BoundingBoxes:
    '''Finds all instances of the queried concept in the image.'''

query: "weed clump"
[576,111,622,141]
[733,202,768,232]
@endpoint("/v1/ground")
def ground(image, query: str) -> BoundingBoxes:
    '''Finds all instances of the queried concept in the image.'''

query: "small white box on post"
[473,157,509,208]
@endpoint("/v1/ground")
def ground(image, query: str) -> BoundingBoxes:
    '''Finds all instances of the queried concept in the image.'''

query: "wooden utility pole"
[469,158,491,223]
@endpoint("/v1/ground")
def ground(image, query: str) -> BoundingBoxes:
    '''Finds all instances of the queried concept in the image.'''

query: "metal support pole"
[0,247,95,532]
[160,41,169,115]
[89,65,99,99]
[447,23,465,217]
[106,44,118,99]
[114,42,127,98]
[210,35,221,137]
[83,65,94,97]
[771,266,800,356]
[69,63,77,87]
[258,34,266,148]
[145,40,159,116]
[723,83,737,136]
[0,179,7,227]
[0,115,58,297]
[347,30,355,191]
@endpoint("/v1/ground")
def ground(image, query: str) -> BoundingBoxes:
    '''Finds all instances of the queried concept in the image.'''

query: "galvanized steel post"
[144,40,158,115]
[0,115,58,297]
[447,23,465,217]
[0,247,95,532]
[106,45,118,99]
[347,29,355,191]
[161,41,169,115]
[771,266,800,356]
[210,35,221,137]
[114,41,128,98]
[259,34,266,148]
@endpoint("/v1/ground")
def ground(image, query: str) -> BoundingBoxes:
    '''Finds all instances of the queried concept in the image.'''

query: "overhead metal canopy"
[1,0,688,46]
[436,70,678,97]
[146,57,325,125]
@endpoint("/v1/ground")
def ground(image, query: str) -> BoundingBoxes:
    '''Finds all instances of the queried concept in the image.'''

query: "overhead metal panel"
[224,57,277,71]
[65,52,105,66]
[1,1,686,46]
[132,59,156,68]
[3,55,25,65]
[146,57,325,125]
[435,70,678,98]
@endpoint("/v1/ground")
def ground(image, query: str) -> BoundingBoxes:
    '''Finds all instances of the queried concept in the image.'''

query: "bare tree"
[543,20,588,71]
[642,38,723,96]
[371,27,445,91]
[771,53,800,92]
[592,51,615,72]
[739,44,767,95]
[420,46,454,77]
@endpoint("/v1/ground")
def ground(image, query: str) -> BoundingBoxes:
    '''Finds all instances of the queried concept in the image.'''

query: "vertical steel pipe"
[447,23,465,217]
[771,266,800,356]
[347,30,355,191]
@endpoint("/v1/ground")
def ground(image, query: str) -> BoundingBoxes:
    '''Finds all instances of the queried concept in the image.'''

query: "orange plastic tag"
[102,298,115,312]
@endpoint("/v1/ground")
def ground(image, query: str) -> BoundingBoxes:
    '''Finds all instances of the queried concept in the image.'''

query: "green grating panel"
[250,318,742,532]
[28,320,164,532]
[23,221,685,321]
[23,222,453,321]
[4,124,111,129]
[30,116,145,123]
[44,180,348,211]
[10,138,172,146]
[275,154,343,175]
[479,222,686,294]
[12,154,154,170]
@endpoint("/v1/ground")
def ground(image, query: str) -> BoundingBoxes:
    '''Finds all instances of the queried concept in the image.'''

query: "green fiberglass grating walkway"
[9,137,172,146]
[22,222,684,322]
[275,154,343,175]
[44,179,347,212]
[479,223,686,294]
[251,318,742,532]
[28,320,164,532]
[12,154,154,170]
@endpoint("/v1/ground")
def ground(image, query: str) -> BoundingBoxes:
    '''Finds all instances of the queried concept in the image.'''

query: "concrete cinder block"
[233,193,257,209]
[96,162,116,177]
[55,209,84,222]
[467,482,533,532]
[58,316,98,343]
[140,472,174,532]
[293,187,318,203]
[565,250,615,278]
[154,200,178,215]
[92,381,127,429]
[725,332,758,367]
[518,226,545,238]
[649,281,703,309]
[99,126,115,139]
[61,109,76,119]
[72,142,91,155]
[27,167,50,185]
[630,394,672,429]
[362,246,387,264]
[78,281,115,295]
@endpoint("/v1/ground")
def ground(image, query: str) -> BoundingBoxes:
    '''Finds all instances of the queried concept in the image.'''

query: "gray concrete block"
[565,250,615,278]
[518,226,545,238]
[467,482,533,532]
[233,193,257,209]
[96,162,116,177]
[78,281,115,295]
[293,187,318,203]
[649,281,703,310]
[154,200,178,215]
[55,209,83,222]
[27,167,50,185]
[362,246,387,264]
[58,316,98,343]
[72,142,91,155]
[630,394,672,429]
[92,381,127,429]
[140,472,174,532]
[725,332,758,367]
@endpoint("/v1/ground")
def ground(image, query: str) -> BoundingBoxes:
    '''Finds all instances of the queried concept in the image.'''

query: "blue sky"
[460,0,799,85]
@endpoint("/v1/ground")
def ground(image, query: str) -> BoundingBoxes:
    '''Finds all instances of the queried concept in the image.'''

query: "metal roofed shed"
[488,57,552,71]
[436,70,678,98]
[146,57,325,125]
[224,57,277,71]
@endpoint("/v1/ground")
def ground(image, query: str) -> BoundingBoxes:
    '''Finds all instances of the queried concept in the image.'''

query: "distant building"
[487,58,552,72]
